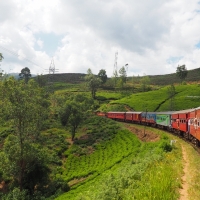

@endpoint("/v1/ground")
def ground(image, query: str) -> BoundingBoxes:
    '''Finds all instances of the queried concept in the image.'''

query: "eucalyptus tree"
[0,77,50,193]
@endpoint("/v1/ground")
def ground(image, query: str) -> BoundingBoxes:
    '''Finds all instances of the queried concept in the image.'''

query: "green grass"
[56,126,182,200]
[110,84,200,111]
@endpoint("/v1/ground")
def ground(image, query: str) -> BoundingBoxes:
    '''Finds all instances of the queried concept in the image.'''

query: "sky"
[0,0,200,77]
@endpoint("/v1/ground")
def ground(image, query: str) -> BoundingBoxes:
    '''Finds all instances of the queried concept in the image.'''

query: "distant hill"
[6,67,199,85]
[130,67,200,85]
[38,68,200,86]
[7,73,37,79]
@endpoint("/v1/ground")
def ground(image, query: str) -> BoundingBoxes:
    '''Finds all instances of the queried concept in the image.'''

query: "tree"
[85,69,102,99]
[0,53,3,62]
[98,69,107,84]
[19,67,32,83]
[176,65,188,83]
[0,77,50,193]
[60,94,95,141]
[60,101,82,141]
[118,66,127,87]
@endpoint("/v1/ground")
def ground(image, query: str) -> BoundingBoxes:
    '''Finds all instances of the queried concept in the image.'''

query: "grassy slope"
[108,84,200,111]
[56,125,182,200]
[53,82,200,200]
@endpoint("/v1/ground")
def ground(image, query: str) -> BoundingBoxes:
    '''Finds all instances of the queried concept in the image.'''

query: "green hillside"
[1,76,200,200]
[107,84,200,112]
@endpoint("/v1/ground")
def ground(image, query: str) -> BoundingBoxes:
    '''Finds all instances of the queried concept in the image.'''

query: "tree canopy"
[98,69,107,84]
[176,65,188,83]
[85,68,102,99]
[0,77,50,194]
[118,66,127,87]
[19,67,32,83]
[0,53,3,62]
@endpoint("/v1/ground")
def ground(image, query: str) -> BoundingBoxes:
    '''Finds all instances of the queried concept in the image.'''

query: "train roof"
[107,111,126,114]
[172,108,196,114]
[156,111,176,115]
[125,111,142,114]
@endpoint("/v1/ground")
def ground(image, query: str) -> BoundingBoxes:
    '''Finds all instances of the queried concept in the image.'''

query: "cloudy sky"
[0,0,200,77]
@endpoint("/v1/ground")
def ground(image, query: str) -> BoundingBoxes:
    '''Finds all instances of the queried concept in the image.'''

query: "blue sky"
[34,33,63,56]
[0,0,200,77]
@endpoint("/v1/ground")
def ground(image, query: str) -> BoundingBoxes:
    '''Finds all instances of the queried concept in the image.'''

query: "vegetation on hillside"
[1,63,200,199]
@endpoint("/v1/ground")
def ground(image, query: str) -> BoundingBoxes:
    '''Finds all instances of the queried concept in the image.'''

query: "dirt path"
[179,145,189,200]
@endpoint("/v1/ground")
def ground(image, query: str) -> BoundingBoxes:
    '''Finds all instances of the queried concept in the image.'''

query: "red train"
[97,107,200,145]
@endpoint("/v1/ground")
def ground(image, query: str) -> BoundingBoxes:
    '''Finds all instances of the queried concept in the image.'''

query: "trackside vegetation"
[56,125,182,200]
[1,69,200,199]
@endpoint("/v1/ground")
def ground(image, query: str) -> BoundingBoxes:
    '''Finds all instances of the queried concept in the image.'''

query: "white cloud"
[0,0,200,77]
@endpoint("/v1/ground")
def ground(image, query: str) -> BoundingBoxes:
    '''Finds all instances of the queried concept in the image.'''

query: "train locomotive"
[101,107,200,145]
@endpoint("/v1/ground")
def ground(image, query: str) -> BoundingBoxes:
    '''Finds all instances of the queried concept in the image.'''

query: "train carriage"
[156,111,175,130]
[107,112,126,121]
[171,108,194,137]
[189,107,200,143]
[141,112,156,126]
[125,111,142,123]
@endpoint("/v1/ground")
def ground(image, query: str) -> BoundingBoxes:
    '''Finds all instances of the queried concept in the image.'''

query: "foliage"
[61,128,141,183]
[113,84,200,112]
[19,67,32,83]
[0,53,3,61]
[98,69,107,84]
[0,77,51,195]
[118,66,127,87]
[167,84,176,110]
[60,101,82,140]
[140,74,151,92]
[84,69,102,99]
[35,74,48,87]
[56,127,180,200]
[176,64,188,83]
[59,94,95,140]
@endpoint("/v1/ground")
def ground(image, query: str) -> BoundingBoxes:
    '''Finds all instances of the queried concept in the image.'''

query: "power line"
[0,45,46,71]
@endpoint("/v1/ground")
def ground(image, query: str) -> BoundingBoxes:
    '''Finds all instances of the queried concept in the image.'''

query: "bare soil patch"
[124,124,160,142]
[179,145,189,200]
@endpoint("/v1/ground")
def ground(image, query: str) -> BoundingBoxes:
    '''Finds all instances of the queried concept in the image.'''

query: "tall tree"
[85,69,102,99]
[118,66,127,87]
[0,53,3,62]
[0,77,50,193]
[60,101,82,141]
[19,67,32,83]
[176,65,188,83]
[60,94,95,141]
[98,69,107,84]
